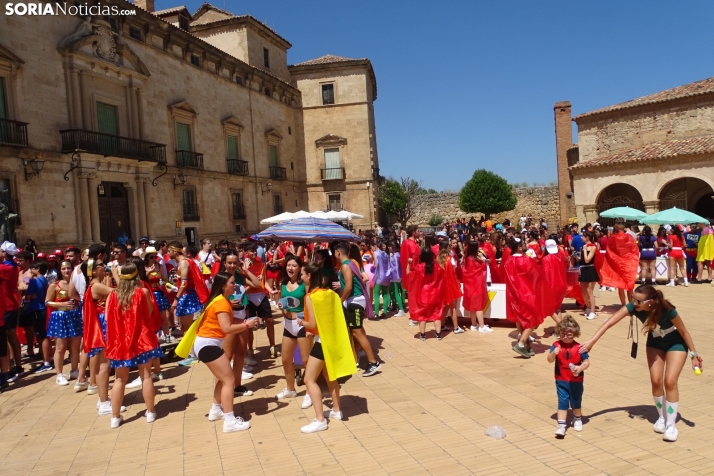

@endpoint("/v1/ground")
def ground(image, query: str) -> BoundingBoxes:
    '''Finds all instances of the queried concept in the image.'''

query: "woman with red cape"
[105,262,163,428]
[599,222,640,306]
[503,237,544,358]
[404,248,445,341]
[483,233,501,284]
[541,236,569,327]
[437,244,464,333]
[462,239,493,333]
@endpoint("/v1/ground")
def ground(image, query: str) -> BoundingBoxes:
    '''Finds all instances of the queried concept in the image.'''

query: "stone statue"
[58,17,94,49]
[0,189,18,243]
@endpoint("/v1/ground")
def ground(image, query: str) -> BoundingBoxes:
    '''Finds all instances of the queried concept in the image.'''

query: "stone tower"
[554,101,575,224]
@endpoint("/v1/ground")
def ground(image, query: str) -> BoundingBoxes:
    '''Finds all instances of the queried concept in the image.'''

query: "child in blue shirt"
[26,261,51,373]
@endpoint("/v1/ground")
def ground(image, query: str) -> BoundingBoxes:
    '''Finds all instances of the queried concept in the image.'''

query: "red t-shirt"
[400,239,421,277]
[0,261,20,313]
[551,340,588,382]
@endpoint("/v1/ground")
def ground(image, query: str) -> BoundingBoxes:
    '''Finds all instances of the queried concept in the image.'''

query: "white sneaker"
[653,417,666,434]
[276,388,297,399]
[146,411,157,423]
[478,325,494,333]
[301,418,328,434]
[208,408,225,421]
[470,325,479,331]
[243,365,254,373]
[683,281,689,287]
[244,356,258,366]
[329,410,343,420]
[242,371,253,380]
[56,374,69,386]
[300,393,313,409]
[87,384,98,395]
[572,419,583,432]
[666,281,675,287]
[69,370,79,380]
[110,416,123,429]
[408,320,417,326]
[582,309,590,316]
[394,310,406,317]
[223,417,250,433]
[555,425,566,437]
[663,424,678,442]
[126,376,143,389]
[586,313,597,320]
[98,401,127,416]
[73,381,88,392]
[453,326,465,334]
[151,372,161,381]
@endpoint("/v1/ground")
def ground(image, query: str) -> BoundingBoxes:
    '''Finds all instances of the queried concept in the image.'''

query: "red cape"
[462,256,488,311]
[482,242,502,283]
[403,262,444,322]
[503,254,545,329]
[82,284,106,353]
[105,288,159,361]
[442,259,463,305]
[499,247,512,278]
[142,280,163,332]
[187,259,210,303]
[540,252,568,317]
[599,233,639,290]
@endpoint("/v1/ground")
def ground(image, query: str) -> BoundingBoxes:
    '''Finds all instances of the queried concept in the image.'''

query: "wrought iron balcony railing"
[270,166,287,180]
[60,129,165,162]
[321,167,345,180]
[227,159,249,176]
[177,150,204,169]
[0,119,29,147]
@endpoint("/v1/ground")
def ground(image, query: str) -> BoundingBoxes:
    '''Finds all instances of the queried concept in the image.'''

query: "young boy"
[547,314,590,438]
[26,261,51,373]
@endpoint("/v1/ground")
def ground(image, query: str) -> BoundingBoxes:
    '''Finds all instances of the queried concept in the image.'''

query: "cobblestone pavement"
[1,285,712,475]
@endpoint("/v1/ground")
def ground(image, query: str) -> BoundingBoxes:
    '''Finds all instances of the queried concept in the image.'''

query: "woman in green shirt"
[580,284,701,442]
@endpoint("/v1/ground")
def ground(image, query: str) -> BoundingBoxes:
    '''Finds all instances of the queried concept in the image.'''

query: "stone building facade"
[555,77,714,226]
[410,187,561,228]
[0,0,379,248]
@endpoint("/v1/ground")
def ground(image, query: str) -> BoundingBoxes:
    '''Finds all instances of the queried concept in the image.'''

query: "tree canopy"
[378,177,422,225]
[459,169,516,219]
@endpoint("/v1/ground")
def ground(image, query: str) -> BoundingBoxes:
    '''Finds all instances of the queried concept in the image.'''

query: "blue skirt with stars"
[47,308,83,339]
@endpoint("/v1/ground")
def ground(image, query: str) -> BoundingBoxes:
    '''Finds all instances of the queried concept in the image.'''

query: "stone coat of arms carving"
[93,24,117,62]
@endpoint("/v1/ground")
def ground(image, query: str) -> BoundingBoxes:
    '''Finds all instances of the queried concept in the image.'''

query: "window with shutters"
[322,83,335,105]
[263,48,270,69]
[323,148,342,179]
[227,135,239,160]
[273,194,283,215]
[96,102,119,155]
[232,192,245,219]
[328,194,341,211]
[176,123,192,151]
[269,145,278,168]
[183,187,199,221]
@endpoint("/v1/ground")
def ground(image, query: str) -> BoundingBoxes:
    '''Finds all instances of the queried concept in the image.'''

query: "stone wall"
[409,186,561,228]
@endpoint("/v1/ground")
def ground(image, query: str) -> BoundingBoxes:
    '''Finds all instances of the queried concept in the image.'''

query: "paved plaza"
[0,285,712,476]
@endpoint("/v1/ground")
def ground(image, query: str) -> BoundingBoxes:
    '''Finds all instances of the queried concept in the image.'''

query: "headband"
[513,237,521,243]
[169,246,183,253]
[87,258,94,278]
[119,269,139,280]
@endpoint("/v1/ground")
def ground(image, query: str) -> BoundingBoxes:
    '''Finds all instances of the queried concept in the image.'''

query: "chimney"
[554,101,573,225]
[134,0,155,13]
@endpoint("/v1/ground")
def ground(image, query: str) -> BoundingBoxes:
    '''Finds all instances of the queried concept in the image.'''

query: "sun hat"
[545,239,558,254]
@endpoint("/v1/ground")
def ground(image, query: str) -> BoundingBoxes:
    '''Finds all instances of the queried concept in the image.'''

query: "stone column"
[136,88,145,140]
[142,179,153,237]
[136,178,148,237]
[583,204,598,224]
[125,85,136,138]
[70,69,82,128]
[78,71,90,130]
[126,183,140,241]
[87,175,101,242]
[643,200,660,215]
[77,173,92,243]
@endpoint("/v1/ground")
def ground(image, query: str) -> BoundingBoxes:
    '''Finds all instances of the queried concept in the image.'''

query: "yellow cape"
[175,295,222,359]
[310,289,356,381]
[697,233,714,261]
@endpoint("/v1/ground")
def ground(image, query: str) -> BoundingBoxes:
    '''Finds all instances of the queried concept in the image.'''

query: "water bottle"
[569,363,577,375]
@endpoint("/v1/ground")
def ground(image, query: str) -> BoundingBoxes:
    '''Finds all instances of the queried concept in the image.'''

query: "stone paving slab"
[1,284,712,475]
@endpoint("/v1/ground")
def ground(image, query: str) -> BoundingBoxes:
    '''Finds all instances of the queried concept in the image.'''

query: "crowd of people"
[0,215,704,441]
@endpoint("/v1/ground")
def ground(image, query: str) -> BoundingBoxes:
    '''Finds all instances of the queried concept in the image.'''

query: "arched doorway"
[659,177,714,219]
[596,183,645,227]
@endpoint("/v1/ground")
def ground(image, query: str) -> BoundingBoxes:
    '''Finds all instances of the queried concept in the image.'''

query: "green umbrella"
[641,207,709,225]
[599,206,649,221]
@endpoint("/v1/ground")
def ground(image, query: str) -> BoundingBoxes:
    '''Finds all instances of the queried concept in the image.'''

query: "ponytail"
[634,284,676,333]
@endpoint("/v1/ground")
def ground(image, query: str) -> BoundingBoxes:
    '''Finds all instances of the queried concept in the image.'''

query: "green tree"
[459,169,517,219]
[378,177,422,225]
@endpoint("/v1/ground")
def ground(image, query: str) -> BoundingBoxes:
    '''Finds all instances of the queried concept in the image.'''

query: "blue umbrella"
[599,206,649,221]
[257,217,361,242]
[642,207,709,225]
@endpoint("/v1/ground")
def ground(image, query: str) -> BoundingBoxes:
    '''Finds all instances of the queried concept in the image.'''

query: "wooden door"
[97,182,131,244]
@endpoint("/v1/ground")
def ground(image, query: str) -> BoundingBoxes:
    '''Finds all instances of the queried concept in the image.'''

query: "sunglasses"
[559,330,575,336]
[633,298,652,306]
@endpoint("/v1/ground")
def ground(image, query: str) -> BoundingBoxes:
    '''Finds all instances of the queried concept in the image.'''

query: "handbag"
[628,315,639,359]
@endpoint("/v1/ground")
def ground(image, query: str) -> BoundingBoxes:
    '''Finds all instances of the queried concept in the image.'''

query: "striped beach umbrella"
[257,217,361,242]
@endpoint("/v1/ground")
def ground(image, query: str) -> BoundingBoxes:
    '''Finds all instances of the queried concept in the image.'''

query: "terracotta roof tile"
[574,76,714,120]
[570,135,714,170]
[291,54,365,67]
[153,6,190,17]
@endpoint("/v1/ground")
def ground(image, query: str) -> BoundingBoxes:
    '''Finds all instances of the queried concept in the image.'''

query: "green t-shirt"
[281,282,305,312]
[338,260,363,297]
[626,302,678,330]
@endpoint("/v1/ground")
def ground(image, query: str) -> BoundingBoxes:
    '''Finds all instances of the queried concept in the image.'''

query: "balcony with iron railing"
[0,119,29,147]
[321,167,345,180]
[177,150,204,169]
[227,159,249,176]
[233,203,246,219]
[60,129,165,162]
[270,166,287,180]
[183,202,200,221]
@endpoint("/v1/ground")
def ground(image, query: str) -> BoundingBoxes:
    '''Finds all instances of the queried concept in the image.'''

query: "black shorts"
[4,309,31,330]
[197,345,224,363]
[578,265,599,283]
[28,310,47,340]
[247,297,273,319]
[283,326,307,339]
[310,341,324,361]
[0,325,7,358]
[343,303,364,329]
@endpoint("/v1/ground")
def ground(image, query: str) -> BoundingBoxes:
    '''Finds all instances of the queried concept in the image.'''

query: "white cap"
[593,222,600,227]
[1,241,19,255]
[545,239,558,254]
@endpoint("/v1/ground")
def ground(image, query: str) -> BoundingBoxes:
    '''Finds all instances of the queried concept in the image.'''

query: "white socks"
[212,403,222,412]
[224,411,236,422]
[665,400,678,427]
[653,395,664,418]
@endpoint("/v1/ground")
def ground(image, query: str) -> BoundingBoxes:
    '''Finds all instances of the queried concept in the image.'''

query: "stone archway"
[658,177,714,218]
[596,183,645,227]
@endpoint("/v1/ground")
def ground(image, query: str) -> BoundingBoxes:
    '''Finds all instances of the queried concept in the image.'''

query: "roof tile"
[291,54,365,67]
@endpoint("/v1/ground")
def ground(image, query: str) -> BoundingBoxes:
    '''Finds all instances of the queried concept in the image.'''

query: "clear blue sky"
[160,0,714,191]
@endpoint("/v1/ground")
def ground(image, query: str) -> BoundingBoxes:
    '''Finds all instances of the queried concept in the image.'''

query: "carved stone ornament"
[93,24,117,62]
